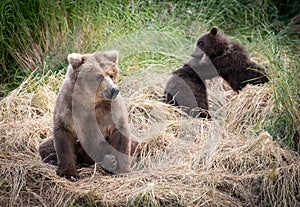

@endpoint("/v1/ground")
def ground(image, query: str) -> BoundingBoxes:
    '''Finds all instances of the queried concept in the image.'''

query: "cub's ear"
[104,50,119,64]
[67,53,84,68]
[210,26,218,36]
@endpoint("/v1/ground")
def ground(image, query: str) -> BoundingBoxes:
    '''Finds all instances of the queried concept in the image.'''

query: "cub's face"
[67,50,120,101]
[192,27,229,59]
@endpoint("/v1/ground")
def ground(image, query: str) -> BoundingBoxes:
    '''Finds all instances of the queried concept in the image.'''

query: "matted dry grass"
[0,69,299,207]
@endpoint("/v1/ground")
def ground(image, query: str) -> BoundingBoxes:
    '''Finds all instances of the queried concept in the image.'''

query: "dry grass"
[0,69,299,207]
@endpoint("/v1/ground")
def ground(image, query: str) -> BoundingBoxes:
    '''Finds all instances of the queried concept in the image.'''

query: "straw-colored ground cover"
[1,1,299,206]
[0,69,299,207]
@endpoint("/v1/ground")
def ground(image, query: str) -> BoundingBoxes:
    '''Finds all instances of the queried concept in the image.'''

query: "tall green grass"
[264,34,300,151]
[253,30,300,151]
[0,0,299,150]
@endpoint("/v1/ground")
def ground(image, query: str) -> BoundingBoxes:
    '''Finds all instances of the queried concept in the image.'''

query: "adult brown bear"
[39,50,138,181]
[164,27,269,118]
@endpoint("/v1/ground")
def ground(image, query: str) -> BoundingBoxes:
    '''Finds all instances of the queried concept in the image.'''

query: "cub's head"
[67,50,120,100]
[192,27,231,60]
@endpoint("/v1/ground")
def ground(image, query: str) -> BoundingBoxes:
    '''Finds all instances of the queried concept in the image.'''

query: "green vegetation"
[0,1,299,206]
[1,0,298,150]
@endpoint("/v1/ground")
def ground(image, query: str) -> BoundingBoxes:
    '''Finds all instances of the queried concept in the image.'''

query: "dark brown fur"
[165,64,210,118]
[164,27,269,118]
[196,27,269,91]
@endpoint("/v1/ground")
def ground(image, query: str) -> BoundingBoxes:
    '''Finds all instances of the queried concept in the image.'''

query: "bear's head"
[192,27,231,60]
[67,50,120,101]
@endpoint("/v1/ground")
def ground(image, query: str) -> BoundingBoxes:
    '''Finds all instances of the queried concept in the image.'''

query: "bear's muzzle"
[111,87,119,99]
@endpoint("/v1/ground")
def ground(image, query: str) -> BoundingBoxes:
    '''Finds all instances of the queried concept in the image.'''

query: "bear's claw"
[68,176,79,182]
[102,154,117,173]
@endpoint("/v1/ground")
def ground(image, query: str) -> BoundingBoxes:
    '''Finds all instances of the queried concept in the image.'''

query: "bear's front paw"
[113,173,129,178]
[102,154,117,173]
[68,176,79,182]
[57,169,79,182]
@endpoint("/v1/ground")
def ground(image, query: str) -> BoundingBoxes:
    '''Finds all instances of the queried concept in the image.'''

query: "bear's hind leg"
[75,142,95,166]
[54,128,79,181]
[38,137,57,165]
[194,87,211,119]
[164,91,179,106]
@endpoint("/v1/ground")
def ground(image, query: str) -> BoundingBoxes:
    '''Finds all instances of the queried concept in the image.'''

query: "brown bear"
[39,50,136,181]
[164,26,269,118]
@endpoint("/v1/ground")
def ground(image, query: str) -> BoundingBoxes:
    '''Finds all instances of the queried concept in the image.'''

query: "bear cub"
[39,50,134,181]
[164,26,269,118]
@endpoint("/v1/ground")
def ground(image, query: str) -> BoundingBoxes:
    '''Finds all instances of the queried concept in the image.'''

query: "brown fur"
[164,27,269,118]
[195,26,269,91]
[164,64,211,118]
[39,50,137,180]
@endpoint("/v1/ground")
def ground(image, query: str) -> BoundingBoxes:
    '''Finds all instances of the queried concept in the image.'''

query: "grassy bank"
[1,0,298,151]
[0,0,299,206]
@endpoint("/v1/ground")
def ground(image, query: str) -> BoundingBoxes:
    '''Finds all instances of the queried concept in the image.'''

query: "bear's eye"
[198,41,204,46]
[109,74,114,79]
[81,57,86,65]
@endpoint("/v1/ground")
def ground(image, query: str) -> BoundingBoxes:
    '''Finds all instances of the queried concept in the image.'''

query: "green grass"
[0,0,299,150]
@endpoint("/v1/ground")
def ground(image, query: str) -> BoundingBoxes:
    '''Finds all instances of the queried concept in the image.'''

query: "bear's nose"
[111,87,119,99]
[191,47,205,59]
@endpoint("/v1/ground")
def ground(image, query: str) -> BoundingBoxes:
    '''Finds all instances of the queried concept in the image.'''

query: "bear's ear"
[67,53,84,68]
[104,50,119,64]
[210,27,218,36]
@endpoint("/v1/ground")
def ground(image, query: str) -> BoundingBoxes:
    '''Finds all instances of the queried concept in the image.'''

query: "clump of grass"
[225,84,274,135]
[0,70,63,123]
